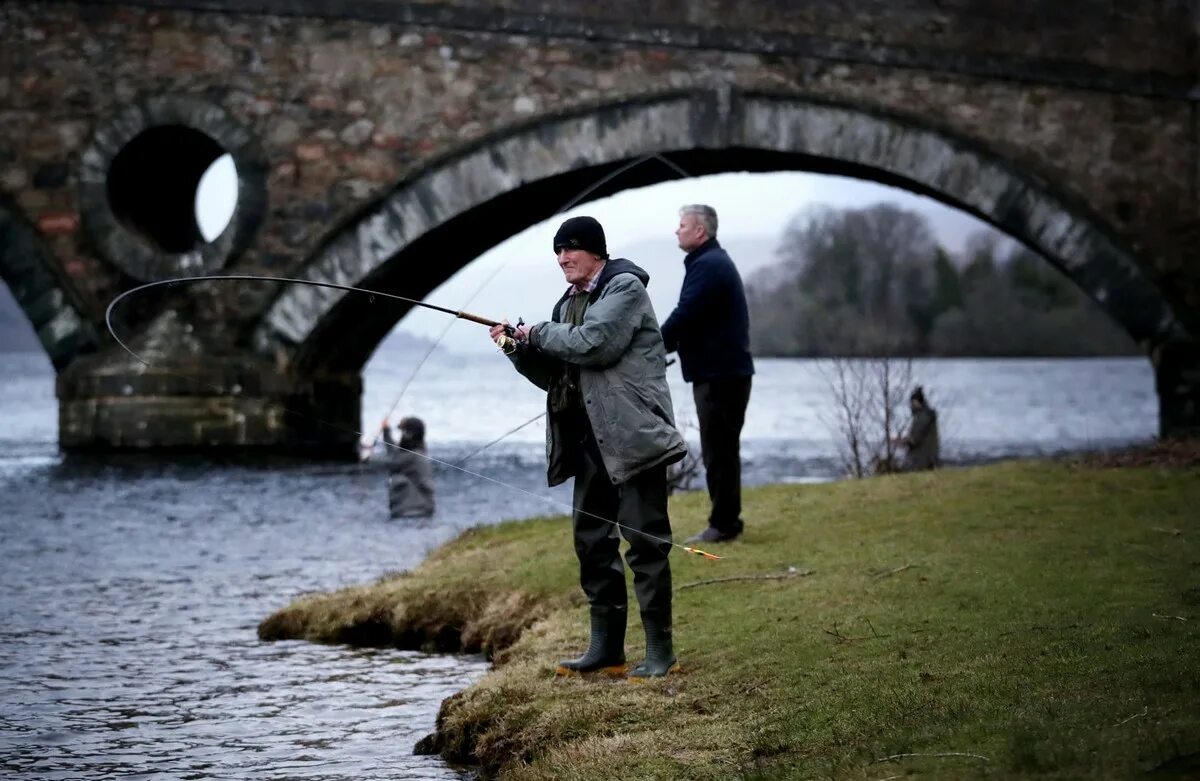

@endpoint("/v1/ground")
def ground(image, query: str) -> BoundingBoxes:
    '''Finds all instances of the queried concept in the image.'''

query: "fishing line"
[379,434,703,557]
[453,410,546,466]
[451,358,678,467]
[104,274,721,560]
[369,152,693,459]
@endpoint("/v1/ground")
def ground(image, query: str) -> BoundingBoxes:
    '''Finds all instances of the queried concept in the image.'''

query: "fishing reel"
[494,317,525,355]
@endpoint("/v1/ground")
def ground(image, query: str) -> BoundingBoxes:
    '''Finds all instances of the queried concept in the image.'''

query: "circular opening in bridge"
[106,126,236,254]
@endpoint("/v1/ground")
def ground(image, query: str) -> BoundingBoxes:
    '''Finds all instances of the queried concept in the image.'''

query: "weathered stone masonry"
[0,0,1197,452]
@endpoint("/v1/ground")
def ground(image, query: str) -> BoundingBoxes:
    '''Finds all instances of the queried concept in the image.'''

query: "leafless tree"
[820,356,914,478]
[821,358,870,477]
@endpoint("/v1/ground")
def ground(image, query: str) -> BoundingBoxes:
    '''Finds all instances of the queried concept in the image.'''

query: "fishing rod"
[104,275,722,561]
[106,274,516,351]
[105,274,524,376]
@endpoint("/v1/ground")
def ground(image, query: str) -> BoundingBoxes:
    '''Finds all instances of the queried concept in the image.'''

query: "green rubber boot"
[628,609,677,679]
[556,605,627,677]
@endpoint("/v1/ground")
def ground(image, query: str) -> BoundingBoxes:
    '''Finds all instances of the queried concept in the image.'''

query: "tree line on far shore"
[745,203,1138,357]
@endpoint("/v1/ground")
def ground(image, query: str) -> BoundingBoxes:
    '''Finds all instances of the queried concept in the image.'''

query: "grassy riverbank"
[260,458,1200,779]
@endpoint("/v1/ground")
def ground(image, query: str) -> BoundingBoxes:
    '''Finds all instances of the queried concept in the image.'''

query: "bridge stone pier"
[1,1,1199,456]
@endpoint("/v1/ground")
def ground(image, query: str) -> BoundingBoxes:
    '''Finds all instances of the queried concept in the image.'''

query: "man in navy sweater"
[661,205,755,543]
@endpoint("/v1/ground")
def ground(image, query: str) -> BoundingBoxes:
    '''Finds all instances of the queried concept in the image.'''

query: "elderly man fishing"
[489,215,686,679]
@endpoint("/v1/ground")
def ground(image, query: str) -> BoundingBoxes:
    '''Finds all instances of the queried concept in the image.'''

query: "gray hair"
[679,204,718,238]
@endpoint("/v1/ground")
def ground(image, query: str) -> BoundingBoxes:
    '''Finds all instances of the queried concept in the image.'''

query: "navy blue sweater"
[660,238,754,382]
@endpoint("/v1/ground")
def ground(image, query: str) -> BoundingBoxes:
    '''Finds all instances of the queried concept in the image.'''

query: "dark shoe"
[685,525,741,544]
[556,605,627,677]
[628,609,677,679]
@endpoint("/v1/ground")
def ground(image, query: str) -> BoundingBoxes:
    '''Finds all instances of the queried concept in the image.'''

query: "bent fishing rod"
[104,274,722,561]
[105,274,521,359]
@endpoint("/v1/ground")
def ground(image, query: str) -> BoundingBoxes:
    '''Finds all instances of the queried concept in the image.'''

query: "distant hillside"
[0,284,41,352]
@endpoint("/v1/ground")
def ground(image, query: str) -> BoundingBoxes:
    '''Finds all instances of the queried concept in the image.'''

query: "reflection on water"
[0,353,1157,778]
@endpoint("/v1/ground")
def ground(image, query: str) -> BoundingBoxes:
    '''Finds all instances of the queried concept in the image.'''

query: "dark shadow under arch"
[255,89,1183,376]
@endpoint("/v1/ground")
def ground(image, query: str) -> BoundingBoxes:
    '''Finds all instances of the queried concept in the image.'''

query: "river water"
[0,350,1157,778]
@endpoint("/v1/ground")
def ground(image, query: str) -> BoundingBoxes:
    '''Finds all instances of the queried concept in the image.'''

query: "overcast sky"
[199,161,997,355]
[372,171,996,355]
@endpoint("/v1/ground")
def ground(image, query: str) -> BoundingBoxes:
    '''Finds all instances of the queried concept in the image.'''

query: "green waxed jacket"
[506,258,687,487]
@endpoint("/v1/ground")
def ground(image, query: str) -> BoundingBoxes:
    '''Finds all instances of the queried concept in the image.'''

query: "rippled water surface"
[0,351,1157,778]
[0,455,522,779]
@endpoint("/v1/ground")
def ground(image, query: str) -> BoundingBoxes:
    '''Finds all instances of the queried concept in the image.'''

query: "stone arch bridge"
[2,1,1198,455]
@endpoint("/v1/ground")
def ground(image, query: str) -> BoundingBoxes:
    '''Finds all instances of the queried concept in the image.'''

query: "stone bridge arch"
[5,2,1196,454]
[0,200,99,370]
[256,88,1184,382]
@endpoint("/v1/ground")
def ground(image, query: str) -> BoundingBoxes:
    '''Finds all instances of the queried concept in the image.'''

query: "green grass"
[259,460,1200,779]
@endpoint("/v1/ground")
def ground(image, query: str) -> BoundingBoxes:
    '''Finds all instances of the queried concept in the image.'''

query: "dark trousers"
[572,444,673,616]
[693,375,752,533]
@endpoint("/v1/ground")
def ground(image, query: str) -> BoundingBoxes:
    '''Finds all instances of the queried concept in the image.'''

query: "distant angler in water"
[901,386,940,471]
[381,417,436,518]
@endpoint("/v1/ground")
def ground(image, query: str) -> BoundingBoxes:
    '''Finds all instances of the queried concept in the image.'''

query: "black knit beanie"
[398,416,426,447]
[552,216,608,258]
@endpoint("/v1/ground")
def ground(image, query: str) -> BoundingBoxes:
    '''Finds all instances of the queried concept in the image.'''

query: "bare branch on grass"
[872,751,991,764]
[742,677,777,695]
[824,621,890,643]
[1028,623,1081,633]
[1111,706,1149,727]
[1152,613,1188,622]
[824,624,858,642]
[677,568,813,591]
[871,563,921,579]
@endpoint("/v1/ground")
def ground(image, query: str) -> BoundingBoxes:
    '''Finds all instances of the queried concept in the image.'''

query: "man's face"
[557,247,604,286]
[676,213,707,252]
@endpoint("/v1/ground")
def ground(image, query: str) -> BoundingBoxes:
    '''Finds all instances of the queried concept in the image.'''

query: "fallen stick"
[824,621,890,643]
[872,563,920,579]
[1111,707,1148,727]
[872,752,990,764]
[677,568,813,591]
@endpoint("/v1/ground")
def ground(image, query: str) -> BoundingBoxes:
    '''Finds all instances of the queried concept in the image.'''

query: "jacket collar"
[683,236,719,266]
[553,257,651,316]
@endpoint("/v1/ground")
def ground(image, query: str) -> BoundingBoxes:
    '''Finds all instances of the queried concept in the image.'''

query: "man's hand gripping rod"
[487,317,524,354]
